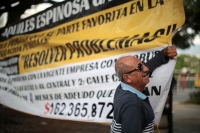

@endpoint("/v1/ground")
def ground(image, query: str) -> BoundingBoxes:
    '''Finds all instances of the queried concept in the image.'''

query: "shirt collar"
[121,82,147,100]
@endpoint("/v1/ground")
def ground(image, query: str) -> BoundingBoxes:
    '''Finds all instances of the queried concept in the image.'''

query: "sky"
[177,35,200,57]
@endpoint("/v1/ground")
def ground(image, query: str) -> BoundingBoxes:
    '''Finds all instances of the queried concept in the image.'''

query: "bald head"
[115,55,150,91]
[115,56,139,81]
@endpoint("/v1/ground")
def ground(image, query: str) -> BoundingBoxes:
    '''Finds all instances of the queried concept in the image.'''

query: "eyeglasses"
[124,62,145,74]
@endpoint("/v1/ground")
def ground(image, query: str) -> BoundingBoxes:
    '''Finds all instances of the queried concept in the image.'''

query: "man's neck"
[126,83,144,92]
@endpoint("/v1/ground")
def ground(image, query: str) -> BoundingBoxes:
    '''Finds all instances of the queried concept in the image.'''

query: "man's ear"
[123,74,131,83]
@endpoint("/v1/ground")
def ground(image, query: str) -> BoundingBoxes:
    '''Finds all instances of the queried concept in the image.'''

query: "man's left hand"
[164,45,177,59]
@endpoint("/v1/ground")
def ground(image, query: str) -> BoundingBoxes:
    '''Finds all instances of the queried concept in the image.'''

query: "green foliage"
[185,90,200,105]
[173,0,200,49]
[175,54,200,73]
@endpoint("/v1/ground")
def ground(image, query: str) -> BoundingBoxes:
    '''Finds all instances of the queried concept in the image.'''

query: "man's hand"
[164,45,177,59]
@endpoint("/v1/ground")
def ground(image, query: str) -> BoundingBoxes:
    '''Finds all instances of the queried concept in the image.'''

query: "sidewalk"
[173,89,200,133]
[157,89,200,133]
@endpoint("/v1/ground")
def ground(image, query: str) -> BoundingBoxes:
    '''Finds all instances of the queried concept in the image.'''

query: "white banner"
[0,46,175,124]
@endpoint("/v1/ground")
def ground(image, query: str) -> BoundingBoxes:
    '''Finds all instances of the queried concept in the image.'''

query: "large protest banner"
[0,0,185,124]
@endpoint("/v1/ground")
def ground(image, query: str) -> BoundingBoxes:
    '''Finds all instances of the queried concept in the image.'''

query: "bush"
[185,91,200,105]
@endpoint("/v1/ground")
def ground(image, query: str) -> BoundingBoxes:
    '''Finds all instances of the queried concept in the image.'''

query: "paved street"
[0,89,200,133]
[173,89,200,133]
[157,89,200,133]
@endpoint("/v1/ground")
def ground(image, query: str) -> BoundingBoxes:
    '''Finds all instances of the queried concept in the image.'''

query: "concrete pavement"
[173,89,200,133]
[156,89,200,133]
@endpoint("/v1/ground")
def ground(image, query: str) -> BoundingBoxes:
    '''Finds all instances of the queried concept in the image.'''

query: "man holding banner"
[111,45,177,133]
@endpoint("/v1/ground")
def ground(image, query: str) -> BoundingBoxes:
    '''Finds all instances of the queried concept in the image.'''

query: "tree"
[175,54,200,73]
[173,0,200,49]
